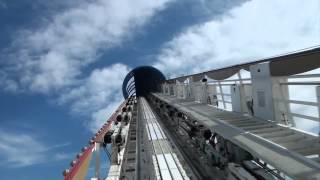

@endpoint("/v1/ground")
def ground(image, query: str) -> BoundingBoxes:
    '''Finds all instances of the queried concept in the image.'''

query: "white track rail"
[140,97,189,180]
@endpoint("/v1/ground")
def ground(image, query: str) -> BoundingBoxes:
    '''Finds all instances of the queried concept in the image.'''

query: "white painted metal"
[141,98,190,180]
[218,81,227,109]
[176,83,188,99]
[317,86,320,135]
[230,84,245,113]
[190,82,207,103]
[94,143,100,179]
[250,63,275,121]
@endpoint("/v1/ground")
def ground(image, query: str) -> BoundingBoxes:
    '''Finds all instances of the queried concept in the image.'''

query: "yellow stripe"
[72,151,93,180]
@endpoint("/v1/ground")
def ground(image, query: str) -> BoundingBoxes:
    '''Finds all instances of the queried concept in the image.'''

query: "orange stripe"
[64,101,126,180]
[72,149,93,180]
[65,145,94,180]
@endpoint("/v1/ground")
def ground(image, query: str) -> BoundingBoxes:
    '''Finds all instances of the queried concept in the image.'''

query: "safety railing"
[277,73,320,134]
[207,71,252,112]
[166,70,320,135]
[207,71,320,134]
[163,46,320,135]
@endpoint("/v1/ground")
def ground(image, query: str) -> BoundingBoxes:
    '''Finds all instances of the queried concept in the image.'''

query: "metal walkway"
[153,93,320,180]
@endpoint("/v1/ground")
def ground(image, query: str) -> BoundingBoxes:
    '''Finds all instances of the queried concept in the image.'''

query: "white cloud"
[58,63,129,132]
[1,0,172,93]
[153,0,320,134]
[53,152,74,161]
[0,0,173,132]
[90,98,123,132]
[0,129,70,167]
[154,0,320,77]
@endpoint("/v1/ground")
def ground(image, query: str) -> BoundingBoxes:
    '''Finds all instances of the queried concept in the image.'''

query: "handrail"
[289,112,319,122]
[208,78,251,83]
[166,68,320,126]
[167,45,320,82]
[280,82,320,85]
[275,99,318,107]
[289,74,320,79]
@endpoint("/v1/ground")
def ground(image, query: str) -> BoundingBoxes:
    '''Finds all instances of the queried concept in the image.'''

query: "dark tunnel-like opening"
[122,66,165,99]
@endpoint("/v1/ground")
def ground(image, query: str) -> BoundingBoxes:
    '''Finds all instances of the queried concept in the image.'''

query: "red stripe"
[64,101,126,180]
[94,101,126,143]
[65,144,94,180]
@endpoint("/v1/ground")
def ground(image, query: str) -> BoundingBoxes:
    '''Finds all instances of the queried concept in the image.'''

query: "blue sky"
[0,0,319,179]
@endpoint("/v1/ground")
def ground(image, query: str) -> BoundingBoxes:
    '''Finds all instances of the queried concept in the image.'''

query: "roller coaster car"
[177,112,183,118]
[115,134,122,144]
[103,131,114,145]
[203,129,212,140]
[127,106,132,112]
[116,114,122,122]
[123,114,129,124]
[168,110,175,117]
[188,126,198,138]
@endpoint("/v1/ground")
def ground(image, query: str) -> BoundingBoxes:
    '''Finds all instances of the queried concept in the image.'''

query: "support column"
[94,142,100,180]
[250,62,292,125]
[187,77,195,101]
[201,79,209,104]
[230,84,246,113]
[218,81,226,109]
[316,86,320,137]
[250,63,275,121]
